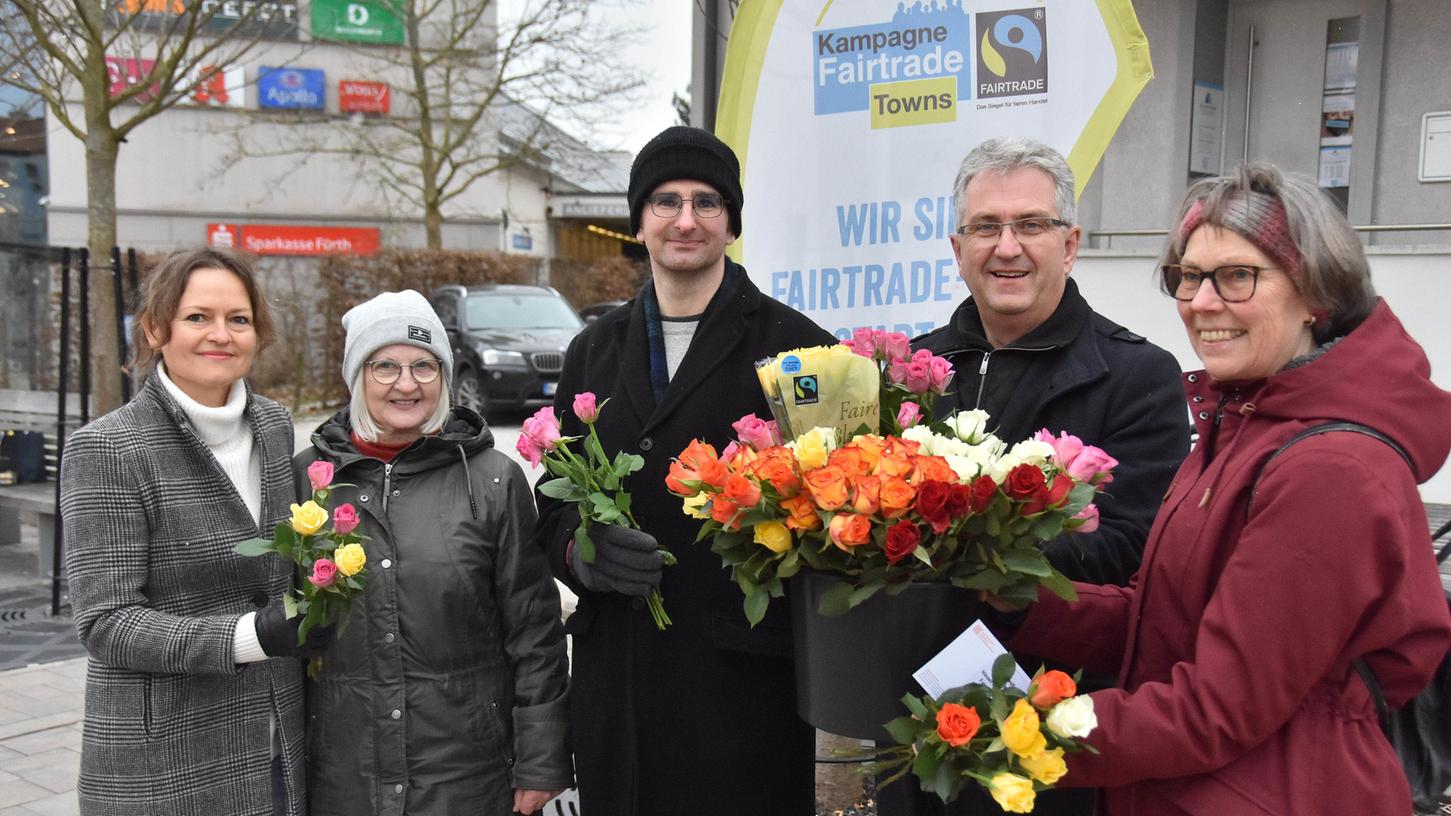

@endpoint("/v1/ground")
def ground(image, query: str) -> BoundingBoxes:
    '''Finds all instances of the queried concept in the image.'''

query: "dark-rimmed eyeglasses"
[647,193,726,220]
[366,358,442,385]
[956,217,1071,241]
[1161,264,1270,303]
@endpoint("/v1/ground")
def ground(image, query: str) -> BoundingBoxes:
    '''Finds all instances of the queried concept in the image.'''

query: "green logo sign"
[311,0,403,44]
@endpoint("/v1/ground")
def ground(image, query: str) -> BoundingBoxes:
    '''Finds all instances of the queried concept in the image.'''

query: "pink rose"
[332,503,360,535]
[307,460,334,492]
[517,406,562,467]
[1072,504,1100,533]
[308,558,338,588]
[1066,446,1118,486]
[896,401,921,429]
[903,359,932,393]
[1036,430,1085,470]
[572,392,600,424]
[928,356,954,395]
[882,331,911,363]
[732,413,779,451]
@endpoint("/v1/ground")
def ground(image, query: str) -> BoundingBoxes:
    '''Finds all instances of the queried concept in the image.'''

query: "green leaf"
[743,587,770,626]
[614,452,645,477]
[847,581,884,609]
[282,592,298,619]
[539,478,588,502]
[1039,568,1078,602]
[232,537,276,557]
[902,693,930,720]
[911,546,934,567]
[573,522,595,564]
[1030,514,1064,540]
[884,716,921,745]
[775,549,802,580]
[816,579,856,617]
[991,653,1017,689]
[1000,548,1052,577]
[584,433,609,470]
[613,492,633,516]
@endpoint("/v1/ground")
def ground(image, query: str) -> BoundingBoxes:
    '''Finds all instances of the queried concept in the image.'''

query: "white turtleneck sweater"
[155,365,268,664]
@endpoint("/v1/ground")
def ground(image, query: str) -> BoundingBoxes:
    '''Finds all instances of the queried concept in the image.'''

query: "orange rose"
[723,473,763,508]
[710,496,741,529]
[827,513,873,551]
[1030,670,1078,709]
[779,493,822,531]
[878,476,917,519]
[935,702,981,748]
[850,475,881,515]
[724,442,758,469]
[875,439,916,479]
[802,465,850,511]
[910,455,957,485]
[851,434,887,471]
[666,439,720,495]
[697,458,730,490]
[750,448,802,497]
[828,447,871,478]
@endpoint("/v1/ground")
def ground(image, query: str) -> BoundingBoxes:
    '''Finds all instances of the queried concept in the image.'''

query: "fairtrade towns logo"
[812,3,971,130]
[975,7,1048,99]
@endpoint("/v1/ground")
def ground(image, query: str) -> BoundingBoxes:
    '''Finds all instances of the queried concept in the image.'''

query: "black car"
[429,284,584,417]
[578,299,627,322]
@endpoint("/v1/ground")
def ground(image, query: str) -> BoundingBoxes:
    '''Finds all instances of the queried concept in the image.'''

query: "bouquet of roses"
[877,654,1099,812]
[235,460,367,678]
[518,392,674,629]
[668,331,1114,625]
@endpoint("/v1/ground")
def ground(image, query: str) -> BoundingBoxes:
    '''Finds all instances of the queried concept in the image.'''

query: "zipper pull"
[978,352,990,376]
[382,462,393,513]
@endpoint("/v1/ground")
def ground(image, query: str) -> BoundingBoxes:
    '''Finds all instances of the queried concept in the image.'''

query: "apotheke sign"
[257,66,325,110]
[208,223,381,256]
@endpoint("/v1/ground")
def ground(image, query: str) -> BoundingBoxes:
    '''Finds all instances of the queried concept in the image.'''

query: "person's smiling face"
[146,266,257,406]
[635,180,736,277]
[362,344,443,445]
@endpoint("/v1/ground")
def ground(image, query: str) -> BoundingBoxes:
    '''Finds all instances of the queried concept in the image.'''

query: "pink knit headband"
[1177,195,1302,285]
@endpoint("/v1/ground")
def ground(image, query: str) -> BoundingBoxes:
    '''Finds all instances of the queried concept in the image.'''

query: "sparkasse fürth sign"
[207,223,381,256]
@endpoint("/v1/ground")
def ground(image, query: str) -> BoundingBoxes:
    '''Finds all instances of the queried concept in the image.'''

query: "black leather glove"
[254,601,336,658]
[570,524,664,597]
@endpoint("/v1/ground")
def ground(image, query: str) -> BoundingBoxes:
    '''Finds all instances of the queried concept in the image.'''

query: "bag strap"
[1248,421,1417,734]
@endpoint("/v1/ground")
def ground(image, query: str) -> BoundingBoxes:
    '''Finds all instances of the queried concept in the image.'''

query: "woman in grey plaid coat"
[60,249,330,816]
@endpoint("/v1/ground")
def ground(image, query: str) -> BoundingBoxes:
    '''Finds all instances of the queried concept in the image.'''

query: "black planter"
[790,570,982,740]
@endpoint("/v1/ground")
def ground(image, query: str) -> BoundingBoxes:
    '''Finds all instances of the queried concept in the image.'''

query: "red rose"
[968,476,997,513]
[945,483,971,518]
[1004,464,1047,499]
[915,480,954,534]
[1046,473,1074,508]
[884,521,921,565]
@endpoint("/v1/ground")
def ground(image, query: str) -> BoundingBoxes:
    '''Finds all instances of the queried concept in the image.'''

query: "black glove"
[570,524,664,597]
[254,601,336,658]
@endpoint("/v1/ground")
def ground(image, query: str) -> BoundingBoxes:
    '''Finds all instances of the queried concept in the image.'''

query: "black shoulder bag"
[1253,422,1451,813]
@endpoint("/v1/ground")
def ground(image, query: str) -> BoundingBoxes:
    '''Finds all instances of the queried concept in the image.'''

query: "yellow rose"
[289,501,328,536]
[682,491,711,520]
[1019,746,1067,785]
[752,520,792,554]
[792,427,836,470]
[987,773,1036,814]
[333,542,367,577]
[1001,698,1047,758]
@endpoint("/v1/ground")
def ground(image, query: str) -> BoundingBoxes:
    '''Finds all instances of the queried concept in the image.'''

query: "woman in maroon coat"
[1000,163,1451,814]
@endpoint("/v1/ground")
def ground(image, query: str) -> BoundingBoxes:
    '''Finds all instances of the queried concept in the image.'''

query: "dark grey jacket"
[296,408,570,816]
[60,374,305,816]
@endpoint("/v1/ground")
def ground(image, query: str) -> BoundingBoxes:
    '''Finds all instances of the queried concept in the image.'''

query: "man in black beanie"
[533,126,833,815]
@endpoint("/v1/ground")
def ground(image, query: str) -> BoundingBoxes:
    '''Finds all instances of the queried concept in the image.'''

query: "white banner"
[718,0,1152,339]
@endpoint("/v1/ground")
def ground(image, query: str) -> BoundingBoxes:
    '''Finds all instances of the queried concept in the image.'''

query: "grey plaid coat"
[60,375,305,816]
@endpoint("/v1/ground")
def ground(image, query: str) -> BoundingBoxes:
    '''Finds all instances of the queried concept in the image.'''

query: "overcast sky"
[598,0,693,153]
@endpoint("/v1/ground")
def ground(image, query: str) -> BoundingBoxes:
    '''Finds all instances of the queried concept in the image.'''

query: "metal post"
[78,249,90,425]
[1242,25,1256,164]
[111,247,131,402]
[52,250,72,618]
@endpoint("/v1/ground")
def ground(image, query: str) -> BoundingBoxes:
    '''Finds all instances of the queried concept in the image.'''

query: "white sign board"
[718,0,1154,339]
[1419,111,1451,183]
[1189,81,1223,176]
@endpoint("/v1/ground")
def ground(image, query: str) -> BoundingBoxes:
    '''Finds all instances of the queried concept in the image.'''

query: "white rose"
[900,424,937,452]
[988,453,1022,484]
[935,435,971,458]
[1008,438,1056,466]
[1046,695,1097,739]
[949,409,991,443]
[944,454,979,481]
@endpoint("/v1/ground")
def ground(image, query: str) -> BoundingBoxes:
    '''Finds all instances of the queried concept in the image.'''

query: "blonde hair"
[347,367,452,442]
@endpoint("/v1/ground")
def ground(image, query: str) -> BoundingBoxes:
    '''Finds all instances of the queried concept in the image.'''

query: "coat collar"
[614,259,763,435]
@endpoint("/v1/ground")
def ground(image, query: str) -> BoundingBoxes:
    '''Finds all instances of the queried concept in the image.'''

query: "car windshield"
[465,293,583,331]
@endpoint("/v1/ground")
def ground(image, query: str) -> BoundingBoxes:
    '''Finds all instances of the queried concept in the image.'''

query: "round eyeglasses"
[1161,264,1271,303]
[366,358,442,385]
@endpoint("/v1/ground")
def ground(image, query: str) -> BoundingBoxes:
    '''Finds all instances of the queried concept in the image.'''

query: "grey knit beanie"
[341,290,453,389]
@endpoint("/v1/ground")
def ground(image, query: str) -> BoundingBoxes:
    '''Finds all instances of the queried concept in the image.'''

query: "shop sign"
[105,57,159,102]
[311,0,404,45]
[339,80,390,115]
[257,67,325,110]
[110,0,299,39]
[208,223,382,256]
[185,64,247,108]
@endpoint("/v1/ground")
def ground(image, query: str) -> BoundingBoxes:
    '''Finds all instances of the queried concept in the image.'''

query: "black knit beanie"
[627,126,744,237]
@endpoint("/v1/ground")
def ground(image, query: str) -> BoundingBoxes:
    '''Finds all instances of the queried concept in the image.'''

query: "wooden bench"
[0,388,85,579]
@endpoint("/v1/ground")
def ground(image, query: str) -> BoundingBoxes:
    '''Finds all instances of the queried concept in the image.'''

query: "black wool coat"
[534,264,836,816]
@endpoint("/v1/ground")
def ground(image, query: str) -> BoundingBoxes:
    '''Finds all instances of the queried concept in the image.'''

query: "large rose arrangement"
[879,655,1099,812]
[668,394,1113,625]
[235,460,368,678]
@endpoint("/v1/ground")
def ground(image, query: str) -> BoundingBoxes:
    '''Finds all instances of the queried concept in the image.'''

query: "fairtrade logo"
[975,7,1048,99]
[793,375,820,406]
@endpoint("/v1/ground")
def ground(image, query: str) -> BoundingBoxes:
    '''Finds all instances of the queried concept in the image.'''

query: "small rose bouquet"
[518,392,674,629]
[877,655,1099,811]
[235,460,368,678]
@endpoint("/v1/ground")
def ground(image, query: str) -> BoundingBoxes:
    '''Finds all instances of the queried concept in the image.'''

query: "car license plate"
[543,382,557,397]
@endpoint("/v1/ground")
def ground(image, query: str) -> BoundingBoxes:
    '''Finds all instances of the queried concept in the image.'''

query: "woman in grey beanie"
[298,290,572,815]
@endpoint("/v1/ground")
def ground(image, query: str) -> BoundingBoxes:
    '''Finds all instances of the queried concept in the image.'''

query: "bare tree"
[227,0,643,249]
[0,0,283,411]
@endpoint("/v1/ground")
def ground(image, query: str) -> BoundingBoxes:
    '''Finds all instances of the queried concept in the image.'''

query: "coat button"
[251,592,268,608]
[394,783,404,794]
[390,709,401,719]
[1192,395,1204,403]
[1198,411,1210,420]
[639,437,653,452]
[384,633,395,643]
[1186,373,1199,383]
[381,558,392,569]
[631,597,645,610]
[360,495,369,502]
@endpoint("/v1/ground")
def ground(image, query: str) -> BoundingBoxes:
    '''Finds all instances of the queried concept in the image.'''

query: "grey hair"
[953,136,1077,228]
[1160,162,1376,342]
[348,366,452,442]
